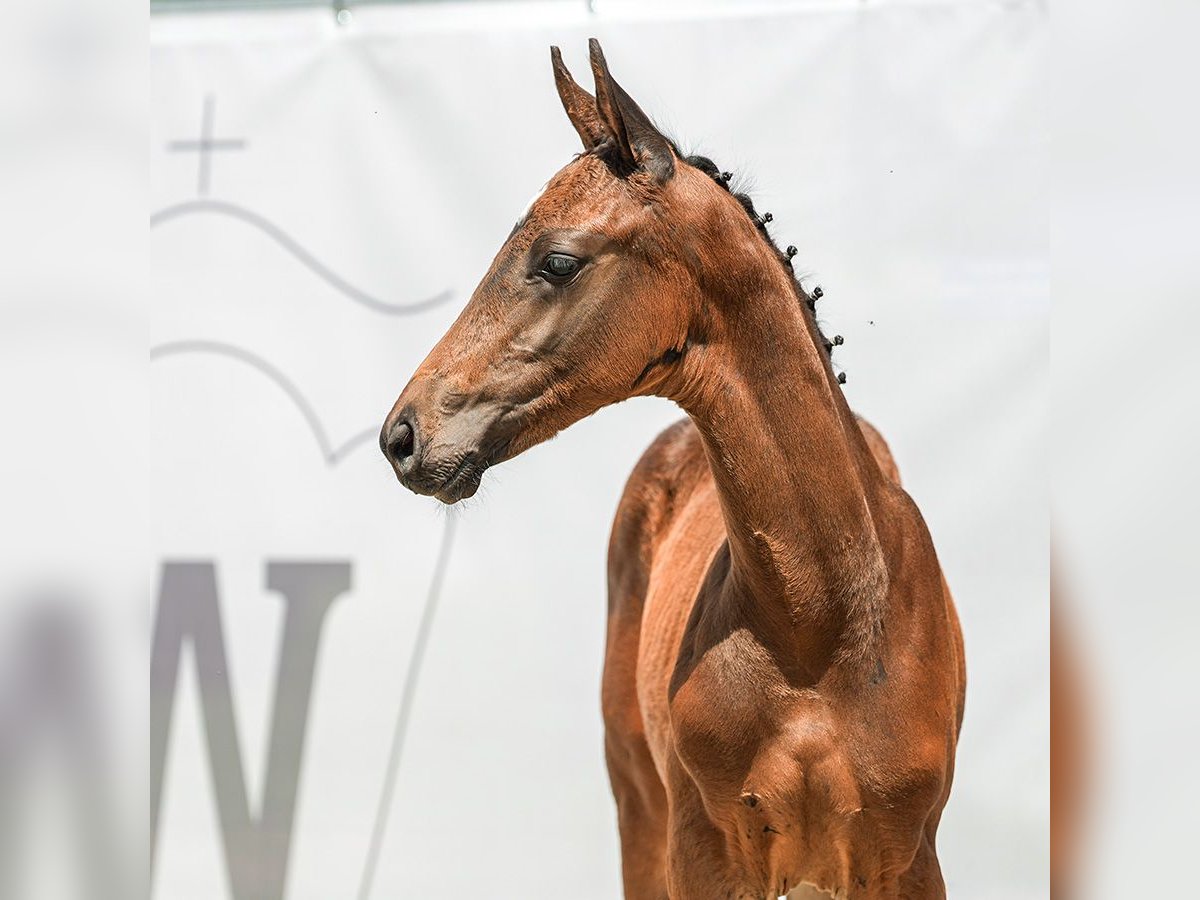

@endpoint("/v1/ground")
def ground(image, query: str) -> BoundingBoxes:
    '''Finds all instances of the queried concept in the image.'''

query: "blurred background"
[8,1,1058,898]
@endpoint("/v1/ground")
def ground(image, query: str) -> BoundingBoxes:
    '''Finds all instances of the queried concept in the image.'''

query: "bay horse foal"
[381,41,965,900]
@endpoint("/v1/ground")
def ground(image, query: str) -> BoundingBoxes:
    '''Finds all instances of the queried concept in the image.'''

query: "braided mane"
[672,149,844,376]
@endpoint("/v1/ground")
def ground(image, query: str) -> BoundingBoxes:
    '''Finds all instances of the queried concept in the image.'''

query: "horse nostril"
[387,421,415,464]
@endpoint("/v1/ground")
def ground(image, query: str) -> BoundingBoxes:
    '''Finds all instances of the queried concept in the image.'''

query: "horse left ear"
[587,39,675,183]
[551,45,608,149]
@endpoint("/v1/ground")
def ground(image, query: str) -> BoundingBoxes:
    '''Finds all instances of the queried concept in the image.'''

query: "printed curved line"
[357,512,458,900]
[150,199,454,316]
[150,340,379,466]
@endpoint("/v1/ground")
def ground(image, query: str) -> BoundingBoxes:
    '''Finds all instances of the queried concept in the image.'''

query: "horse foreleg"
[606,728,670,900]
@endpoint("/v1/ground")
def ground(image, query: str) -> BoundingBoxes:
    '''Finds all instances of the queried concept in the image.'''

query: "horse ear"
[587,39,675,183]
[551,46,608,149]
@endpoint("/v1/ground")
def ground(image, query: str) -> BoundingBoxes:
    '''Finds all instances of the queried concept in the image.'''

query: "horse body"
[380,40,964,899]
[608,418,964,899]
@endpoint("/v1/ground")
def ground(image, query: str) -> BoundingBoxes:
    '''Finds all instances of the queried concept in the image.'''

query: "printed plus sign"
[167,94,247,196]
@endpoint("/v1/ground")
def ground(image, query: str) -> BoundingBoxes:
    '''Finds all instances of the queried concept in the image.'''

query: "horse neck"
[667,260,889,676]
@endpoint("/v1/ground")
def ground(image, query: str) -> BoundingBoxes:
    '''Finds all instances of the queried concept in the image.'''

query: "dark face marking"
[631,339,688,390]
[872,658,887,685]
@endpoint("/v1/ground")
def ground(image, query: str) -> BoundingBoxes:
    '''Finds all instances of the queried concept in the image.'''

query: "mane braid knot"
[669,147,842,371]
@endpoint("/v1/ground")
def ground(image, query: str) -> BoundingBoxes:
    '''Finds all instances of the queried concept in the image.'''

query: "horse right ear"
[551,46,608,149]
[588,39,675,183]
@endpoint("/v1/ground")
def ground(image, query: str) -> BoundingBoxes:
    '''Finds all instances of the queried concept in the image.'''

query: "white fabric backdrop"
[150,2,1047,898]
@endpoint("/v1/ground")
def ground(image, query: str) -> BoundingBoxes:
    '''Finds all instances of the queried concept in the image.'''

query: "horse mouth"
[396,447,495,504]
[432,455,490,503]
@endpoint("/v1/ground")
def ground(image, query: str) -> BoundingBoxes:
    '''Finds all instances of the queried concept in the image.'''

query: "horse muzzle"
[380,404,504,504]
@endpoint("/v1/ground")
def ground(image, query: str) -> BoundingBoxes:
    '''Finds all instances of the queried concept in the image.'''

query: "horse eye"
[540,253,581,282]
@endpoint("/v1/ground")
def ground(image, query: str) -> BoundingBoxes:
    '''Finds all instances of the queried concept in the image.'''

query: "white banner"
[151,3,1047,898]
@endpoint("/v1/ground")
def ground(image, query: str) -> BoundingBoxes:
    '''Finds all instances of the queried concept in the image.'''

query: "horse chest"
[668,643,854,805]
[670,670,871,892]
